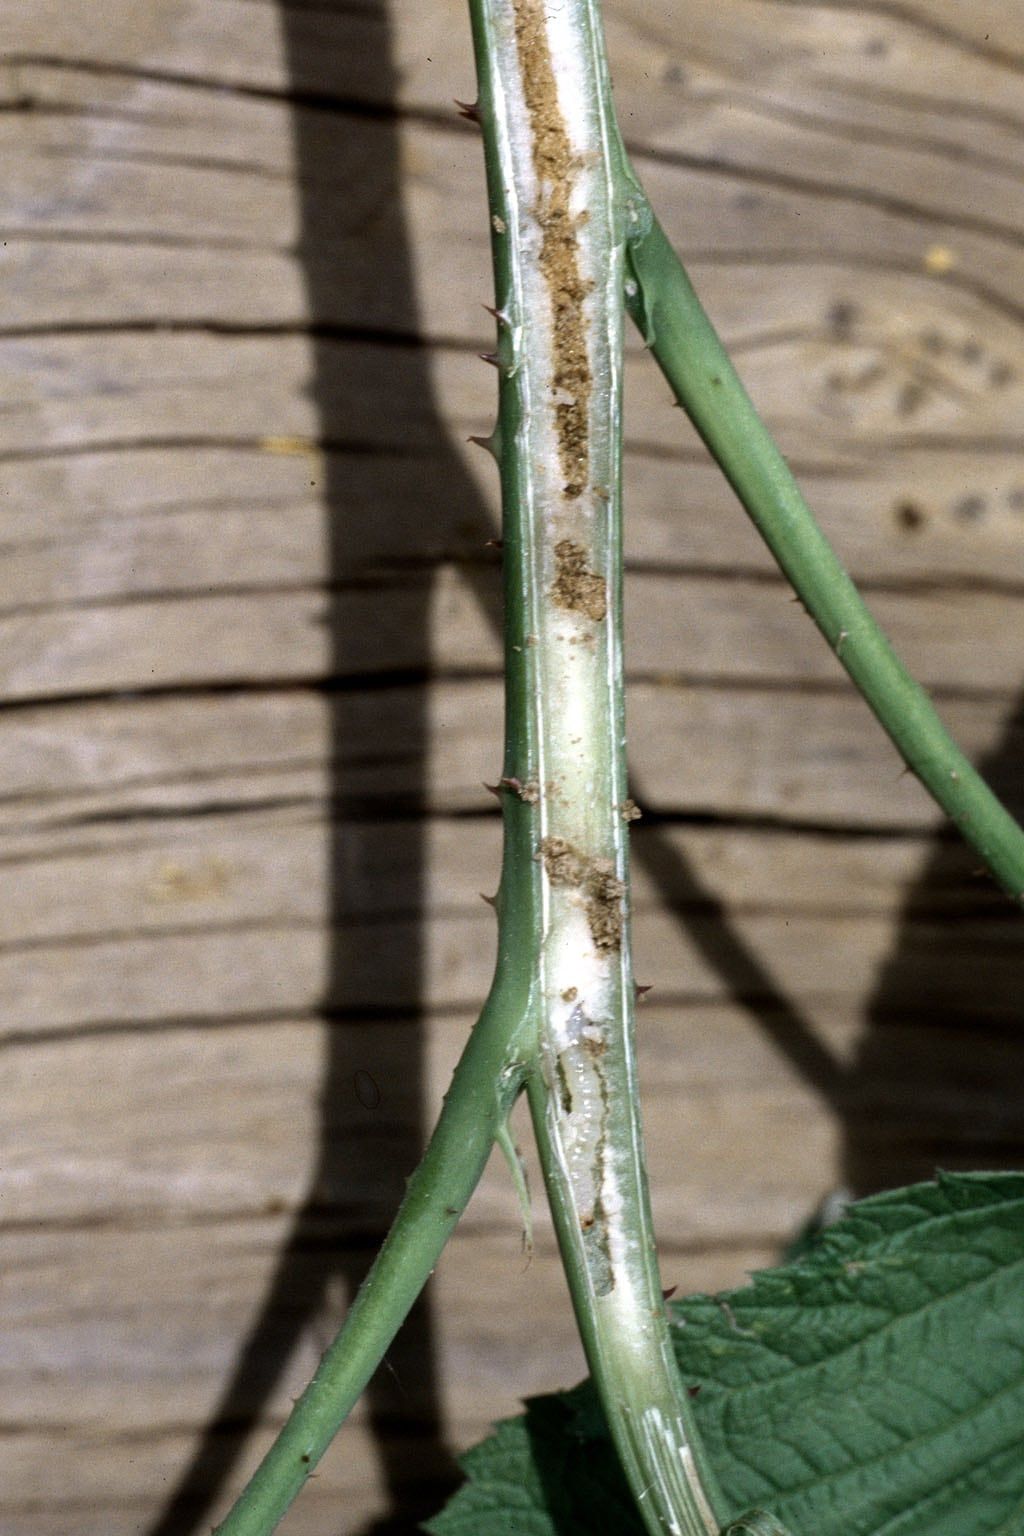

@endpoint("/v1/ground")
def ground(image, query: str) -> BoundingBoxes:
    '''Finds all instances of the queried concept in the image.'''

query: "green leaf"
[427,1173,1024,1536]
[423,1395,639,1536]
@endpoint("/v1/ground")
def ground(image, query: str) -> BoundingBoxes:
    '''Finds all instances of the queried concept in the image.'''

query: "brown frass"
[551,538,607,623]
[512,0,592,500]
[540,835,625,952]
[583,863,626,952]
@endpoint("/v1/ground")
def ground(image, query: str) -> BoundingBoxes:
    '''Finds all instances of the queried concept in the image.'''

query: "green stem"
[620,202,1024,906]
[212,137,550,1525]
[468,1,729,1531]
[203,5,1024,1534]
[212,969,533,1536]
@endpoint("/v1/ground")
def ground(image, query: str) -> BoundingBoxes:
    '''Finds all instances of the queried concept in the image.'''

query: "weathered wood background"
[3,0,1023,1531]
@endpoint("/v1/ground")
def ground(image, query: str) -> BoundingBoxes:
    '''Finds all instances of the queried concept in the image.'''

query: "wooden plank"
[2,565,1021,700]
[9,0,1024,174]
[38,430,1024,589]
[0,1430,449,1536]
[0,682,1019,855]
[3,97,1023,340]
[5,891,1022,1035]
[0,1216,776,1535]
[4,999,1021,1525]
[2,330,1021,593]
[8,88,1021,290]
[0,683,1014,841]
[0,1220,578,1428]
[3,328,1017,471]
[6,1007,1021,1232]
[602,1,1024,165]
[0,1011,832,1233]
[1,1216,786,1431]
[0,811,1002,942]
[2,437,1020,595]
[4,0,1023,1531]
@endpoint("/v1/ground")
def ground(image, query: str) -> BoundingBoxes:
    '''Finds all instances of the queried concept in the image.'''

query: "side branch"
[211,970,534,1536]
[623,207,1024,905]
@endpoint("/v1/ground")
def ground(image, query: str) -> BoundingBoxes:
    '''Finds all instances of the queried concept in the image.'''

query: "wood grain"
[3,0,1023,1531]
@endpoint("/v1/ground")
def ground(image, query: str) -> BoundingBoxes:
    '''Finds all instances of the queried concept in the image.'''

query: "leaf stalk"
[620,204,1024,905]
[210,964,533,1536]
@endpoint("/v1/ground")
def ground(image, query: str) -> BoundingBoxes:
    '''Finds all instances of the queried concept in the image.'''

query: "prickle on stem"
[467,431,501,460]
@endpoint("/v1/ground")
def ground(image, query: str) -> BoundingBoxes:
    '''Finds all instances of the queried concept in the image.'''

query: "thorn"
[687,1384,702,1399]
[480,891,498,909]
[467,432,500,460]
[635,983,653,1002]
[482,781,503,799]
[483,303,511,327]
[662,1284,678,1301]
[454,98,481,123]
[479,351,501,368]
[501,775,539,803]
[484,536,504,549]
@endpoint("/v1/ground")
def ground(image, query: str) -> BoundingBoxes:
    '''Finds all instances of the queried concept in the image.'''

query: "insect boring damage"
[551,538,607,622]
[585,864,626,952]
[501,2,630,1309]
[541,835,625,951]
[541,834,586,886]
[501,775,541,803]
[512,0,593,502]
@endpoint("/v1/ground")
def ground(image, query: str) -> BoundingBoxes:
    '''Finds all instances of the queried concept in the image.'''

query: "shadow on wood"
[143,4,1024,1531]
[144,3,478,1530]
[844,698,1024,1196]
